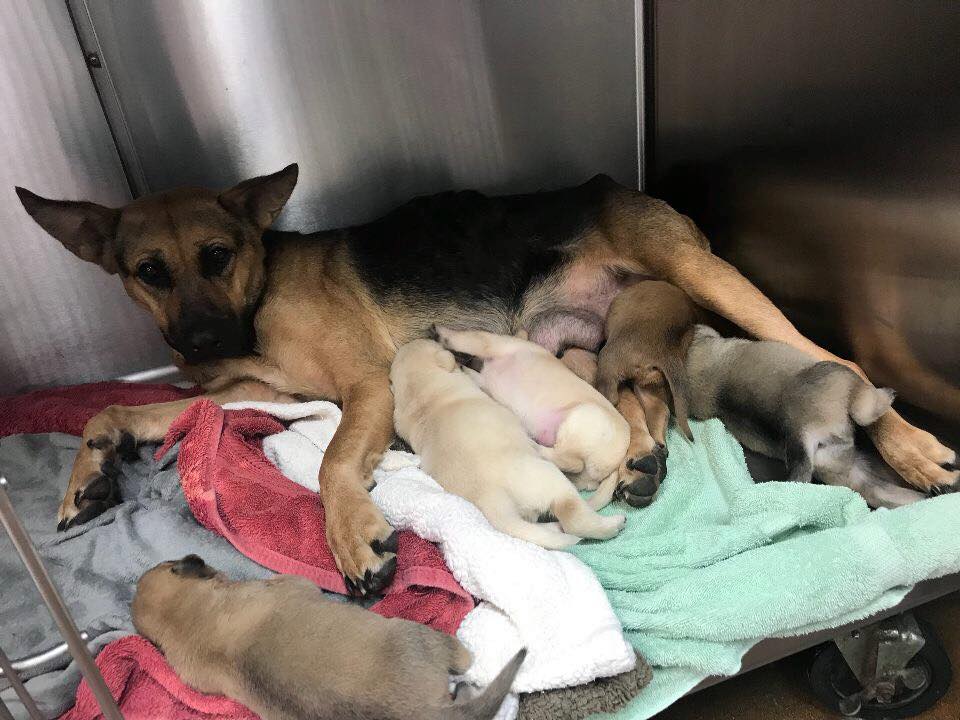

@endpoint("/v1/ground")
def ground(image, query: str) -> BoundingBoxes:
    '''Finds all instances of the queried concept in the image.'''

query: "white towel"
[227,400,636,694]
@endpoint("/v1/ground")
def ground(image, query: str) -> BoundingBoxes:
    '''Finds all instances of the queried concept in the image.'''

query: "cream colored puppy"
[391,339,626,549]
[433,327,630,508]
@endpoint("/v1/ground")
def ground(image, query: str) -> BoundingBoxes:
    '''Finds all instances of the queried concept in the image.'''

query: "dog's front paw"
[325,488,398,597]
[616,444,667,508]
[58,432,137,530]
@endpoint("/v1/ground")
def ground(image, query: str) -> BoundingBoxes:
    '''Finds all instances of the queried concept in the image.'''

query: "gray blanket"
[0,433,273,720]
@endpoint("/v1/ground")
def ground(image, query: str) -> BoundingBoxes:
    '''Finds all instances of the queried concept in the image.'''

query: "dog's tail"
[657,358,694,442]
[444,649,527,720]
[849,382,896,427]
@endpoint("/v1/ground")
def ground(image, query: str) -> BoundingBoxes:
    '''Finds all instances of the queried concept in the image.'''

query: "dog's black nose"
[185,328,223,361]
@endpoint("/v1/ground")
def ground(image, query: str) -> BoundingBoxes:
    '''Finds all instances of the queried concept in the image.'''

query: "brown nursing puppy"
[595,281,698,505]
[132,555,524,720]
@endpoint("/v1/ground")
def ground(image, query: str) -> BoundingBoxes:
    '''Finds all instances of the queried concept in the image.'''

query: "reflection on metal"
[0,477,123,720]
[0,0,171,393]
[79,0,638,230]
[651,0,960,438]
[0,633,90,677]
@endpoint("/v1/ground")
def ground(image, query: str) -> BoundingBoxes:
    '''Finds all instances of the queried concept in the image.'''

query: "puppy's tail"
[657,358,694,442]
[446,649,526,720]
[849,382,896,427]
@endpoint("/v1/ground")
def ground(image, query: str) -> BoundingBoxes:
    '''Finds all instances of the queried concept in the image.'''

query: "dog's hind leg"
[58,380,293,530]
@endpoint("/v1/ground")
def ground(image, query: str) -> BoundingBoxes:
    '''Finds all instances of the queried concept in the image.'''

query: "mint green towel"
[570,418,960,719]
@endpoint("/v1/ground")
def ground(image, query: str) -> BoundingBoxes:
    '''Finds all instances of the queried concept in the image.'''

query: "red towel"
[1,382,473,720]
[0,381,200,438]
[60,636,256,720]
[155,398,473,631]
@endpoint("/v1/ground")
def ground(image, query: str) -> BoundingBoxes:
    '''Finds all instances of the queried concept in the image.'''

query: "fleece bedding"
[572,419,960,719]
[0,432,273,720]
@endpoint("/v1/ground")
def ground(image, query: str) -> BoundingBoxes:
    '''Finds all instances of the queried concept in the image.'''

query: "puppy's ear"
[435,348,457,372]
[219,163,299,230]
[15,187,120,273]
[171,554,217,579]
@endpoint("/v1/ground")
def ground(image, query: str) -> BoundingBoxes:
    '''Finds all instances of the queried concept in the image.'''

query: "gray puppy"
[132,555,524,720]
[686,325,926,508]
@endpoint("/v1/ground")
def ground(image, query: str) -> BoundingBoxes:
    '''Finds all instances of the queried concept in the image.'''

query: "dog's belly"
[525,264,642,355]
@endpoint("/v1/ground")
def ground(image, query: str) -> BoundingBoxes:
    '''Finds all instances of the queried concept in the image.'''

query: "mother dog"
[15,166,957,595]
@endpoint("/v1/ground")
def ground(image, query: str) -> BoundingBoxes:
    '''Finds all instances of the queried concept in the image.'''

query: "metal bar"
[0,647,42,720]
[0,634,89,677]
[0,477,123,720]
[0,696,18,720]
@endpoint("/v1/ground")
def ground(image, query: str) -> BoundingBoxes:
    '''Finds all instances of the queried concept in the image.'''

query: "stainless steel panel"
[0,0,171,394]
[651,0,960,437]
[82,0,638,231]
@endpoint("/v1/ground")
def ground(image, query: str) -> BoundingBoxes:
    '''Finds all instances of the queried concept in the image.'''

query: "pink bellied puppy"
[433,326,630,508]
[391,340,626,549]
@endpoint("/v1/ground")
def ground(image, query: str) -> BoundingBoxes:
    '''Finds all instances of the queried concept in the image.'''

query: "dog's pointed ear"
[218,163,299,230]
[15,187,120,273]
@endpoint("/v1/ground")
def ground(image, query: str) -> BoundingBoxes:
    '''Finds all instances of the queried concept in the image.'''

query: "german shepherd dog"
[15,166,958,595]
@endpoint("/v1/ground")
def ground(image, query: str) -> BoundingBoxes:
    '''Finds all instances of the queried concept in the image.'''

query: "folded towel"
[235,400,638,694]
[0,381,200,438]
[158,399,473,634]
[570,418,960,719]
[517,652,652,720]
[59,635,256,720]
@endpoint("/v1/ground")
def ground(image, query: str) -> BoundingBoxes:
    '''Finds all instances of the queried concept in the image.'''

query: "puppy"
[594,281,698,506]
[685,325,927,509]
[391,339,626,549]
[132,555,525,720]
[431,327,631,508]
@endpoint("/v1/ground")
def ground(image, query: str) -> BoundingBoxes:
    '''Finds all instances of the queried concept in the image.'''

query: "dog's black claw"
[940,461,957,472]
[427,323,440,341]
[371,530,400,556]
[344,575,359,596]
[57,518,68,532]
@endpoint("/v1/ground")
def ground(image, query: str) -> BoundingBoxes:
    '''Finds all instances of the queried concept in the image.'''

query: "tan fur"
[432,327,630,496]
[597,280,699,443]
[391,340,625,548]
[16,170,957,592]
[132,556,523,720]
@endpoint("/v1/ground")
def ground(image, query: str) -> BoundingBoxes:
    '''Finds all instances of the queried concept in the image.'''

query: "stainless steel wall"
[650,0,960,438]
[2,1,638,393]
[0,0,170,394]
[81,0,638,231]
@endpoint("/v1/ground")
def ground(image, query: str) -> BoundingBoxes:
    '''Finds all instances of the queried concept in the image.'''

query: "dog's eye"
[136,260,170,288]
[200,245,234,278]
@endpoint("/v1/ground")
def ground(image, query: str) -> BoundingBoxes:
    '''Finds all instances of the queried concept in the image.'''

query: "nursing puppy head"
[132,554,222,643]
[15,164,298,365]
[390,339,457,393]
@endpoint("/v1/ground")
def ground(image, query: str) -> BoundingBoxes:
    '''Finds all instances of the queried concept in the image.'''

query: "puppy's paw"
[616,445,667,508]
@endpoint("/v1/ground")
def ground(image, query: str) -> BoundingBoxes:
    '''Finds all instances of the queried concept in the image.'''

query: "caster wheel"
[808,620,952,719]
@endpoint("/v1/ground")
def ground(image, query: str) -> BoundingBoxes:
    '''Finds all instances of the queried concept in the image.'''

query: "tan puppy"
[432,327,631,508]
[391,339,626,549]
[132,555,525,720]
[595,281,698,506]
